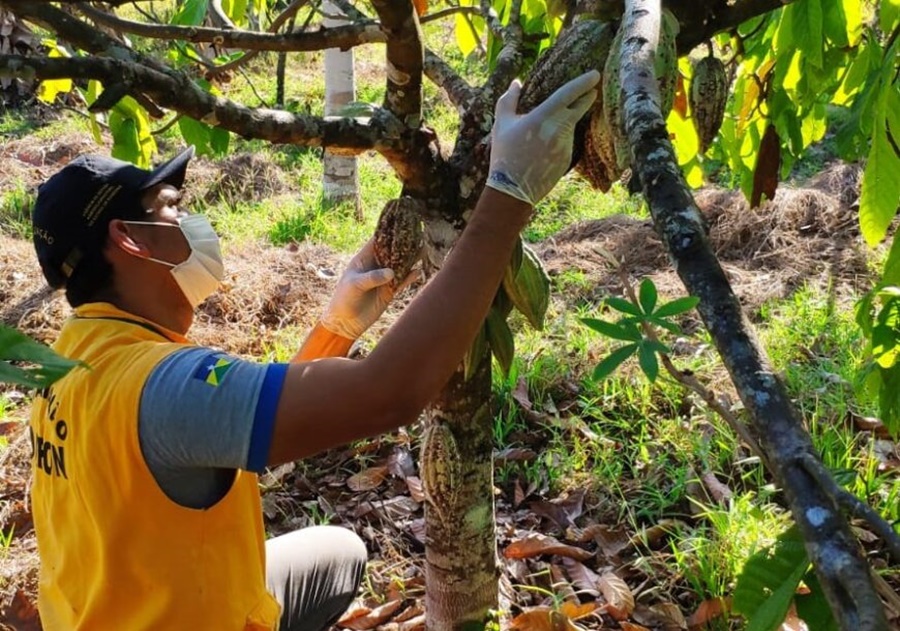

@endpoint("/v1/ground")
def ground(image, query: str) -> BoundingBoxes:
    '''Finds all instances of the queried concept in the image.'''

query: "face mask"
[124,215,224,308]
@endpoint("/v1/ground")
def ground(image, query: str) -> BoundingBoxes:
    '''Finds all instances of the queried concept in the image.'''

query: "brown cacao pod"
[420,419,461,523]
[690,53,728,153]
[518,19,615,170]
[372,197,423,288]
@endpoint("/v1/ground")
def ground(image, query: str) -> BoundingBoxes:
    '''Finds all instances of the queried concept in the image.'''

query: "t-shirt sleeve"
[138,347,289,474]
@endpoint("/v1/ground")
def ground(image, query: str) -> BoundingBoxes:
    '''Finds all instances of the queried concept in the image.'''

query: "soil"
[0,129,894,630]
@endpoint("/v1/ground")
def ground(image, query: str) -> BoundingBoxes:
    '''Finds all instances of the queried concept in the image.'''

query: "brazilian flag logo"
[194,354,235,387]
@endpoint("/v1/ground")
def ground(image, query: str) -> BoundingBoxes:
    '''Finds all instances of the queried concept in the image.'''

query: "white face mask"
[124,215,224,308]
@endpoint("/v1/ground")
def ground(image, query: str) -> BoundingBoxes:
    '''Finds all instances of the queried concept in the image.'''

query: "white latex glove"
[486,70,601,206]
[320,240,410,340]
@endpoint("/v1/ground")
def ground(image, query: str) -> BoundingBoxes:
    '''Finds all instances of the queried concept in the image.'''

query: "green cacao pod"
[601,23,629,172]
[690,53,728,153]
[502,241,551,331]
[373,197,423,288]
[656,9,680,119]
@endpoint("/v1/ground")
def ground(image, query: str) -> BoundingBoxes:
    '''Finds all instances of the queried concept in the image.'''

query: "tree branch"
[618,1,889,629]
[424,49,475,110]
[370,0,425,126]
[482,0,525,104]
[0,54,406,154]
[667,0,796,53]
[419,5,481,25]
[73,3,385,52]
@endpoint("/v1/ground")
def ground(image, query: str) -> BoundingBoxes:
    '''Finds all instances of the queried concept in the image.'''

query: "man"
[29,71,600,630]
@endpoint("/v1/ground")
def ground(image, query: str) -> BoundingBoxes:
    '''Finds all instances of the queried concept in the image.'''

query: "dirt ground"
[0,129,893,630]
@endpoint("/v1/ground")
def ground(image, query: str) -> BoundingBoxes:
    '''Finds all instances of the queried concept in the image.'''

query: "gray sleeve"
[138,347,281,472]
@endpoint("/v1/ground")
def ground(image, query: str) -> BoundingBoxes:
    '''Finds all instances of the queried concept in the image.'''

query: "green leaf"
[734,525,810,631]
[638,279,657,315]
[109,114,142,165]
[210,126,230,155]
[638,342,659,382]
[859,113,900,246]
[653,296,699,318]
[881,0,900,35]
[172,0,209,26]
[486,307,515,377]
[606,297,643,317]
[580,318,642,342]
[591,344,638,382]
[791,0,824,68]
[821,0,849,47]
[647,317,682,335]
[795,570,838,631]
[463,323,488,381]
[0,325,84,389]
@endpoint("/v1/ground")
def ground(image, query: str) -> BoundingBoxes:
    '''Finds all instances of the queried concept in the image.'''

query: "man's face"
[132,183,192,266]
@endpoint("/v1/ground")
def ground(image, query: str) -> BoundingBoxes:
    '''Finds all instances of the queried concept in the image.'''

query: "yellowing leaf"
[454,6,480,56]
[666,108,698,164]
[860,114,900,246]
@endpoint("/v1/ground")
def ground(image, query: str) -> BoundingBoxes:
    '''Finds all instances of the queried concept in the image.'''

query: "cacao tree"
[1,0,899,629]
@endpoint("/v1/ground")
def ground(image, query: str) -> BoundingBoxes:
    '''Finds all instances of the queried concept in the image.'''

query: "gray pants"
[265,526,367,631]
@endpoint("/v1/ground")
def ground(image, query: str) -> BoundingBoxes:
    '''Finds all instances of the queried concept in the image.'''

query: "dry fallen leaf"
[406,476,426,503]
[340,599,403,630]
[597,572,635,621]
[0,590,41,631]
[561,558,601,597]
[510,607,586,631]
[780,603,809,631]
[503,533,593,562]
[558,601,597,620]
[619,622,651,631]
[686,596,731,629]
[700,471,733,504]
[347,466,390,492]
[633,602,687,630]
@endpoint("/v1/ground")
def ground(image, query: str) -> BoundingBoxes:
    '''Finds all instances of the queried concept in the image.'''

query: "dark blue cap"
[32,146,195,288]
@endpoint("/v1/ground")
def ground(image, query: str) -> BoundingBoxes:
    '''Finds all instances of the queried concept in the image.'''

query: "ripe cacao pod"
[373,197,423,288]
[690,53,728,153]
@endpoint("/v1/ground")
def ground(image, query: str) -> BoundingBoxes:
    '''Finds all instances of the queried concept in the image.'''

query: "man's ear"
[108,219,150,257]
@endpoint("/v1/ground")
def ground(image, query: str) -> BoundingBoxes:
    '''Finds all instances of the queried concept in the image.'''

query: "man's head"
[32,147,195,307]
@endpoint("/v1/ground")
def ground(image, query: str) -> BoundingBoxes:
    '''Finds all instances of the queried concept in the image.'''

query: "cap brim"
[142,146,195,190]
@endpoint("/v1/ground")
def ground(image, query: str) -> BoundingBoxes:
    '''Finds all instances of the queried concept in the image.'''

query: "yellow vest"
[30,303,281,630]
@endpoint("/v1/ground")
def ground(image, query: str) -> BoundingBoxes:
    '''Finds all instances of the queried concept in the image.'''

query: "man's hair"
[31,148,194,307]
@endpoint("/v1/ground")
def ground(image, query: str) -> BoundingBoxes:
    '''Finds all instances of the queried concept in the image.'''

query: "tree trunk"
[322,0,362,219]
[423,353,499,631]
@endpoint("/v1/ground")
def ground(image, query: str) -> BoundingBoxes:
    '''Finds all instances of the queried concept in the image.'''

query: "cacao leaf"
[0,325,84,389]
[794,570,838,631]
[502,533,593,561]
[346,466,389,492]
[486,307,515,376]
[463,323,487,381]
[860,113,900,246]
[733,526,809,631]
[597,572,635,620]
[502,243,550,330]
[751,124,780,208]
[561,558,601,597]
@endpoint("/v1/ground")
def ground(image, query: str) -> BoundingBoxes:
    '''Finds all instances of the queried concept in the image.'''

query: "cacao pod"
[656,9,680,119]
[518,19,615,170]
[372,197,423,288]
[601,23,629,172]
[420,419,461,523]
[690,53,728,153]
[502,240,551,330]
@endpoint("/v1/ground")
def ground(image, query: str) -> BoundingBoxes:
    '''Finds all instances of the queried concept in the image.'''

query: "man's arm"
[267,189,531,463]
[266,71,601,465]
